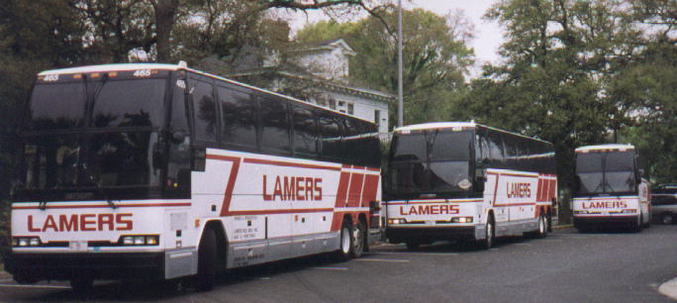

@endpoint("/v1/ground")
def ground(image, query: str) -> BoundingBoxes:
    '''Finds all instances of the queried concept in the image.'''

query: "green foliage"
[297,8,474,126]
[459,0,676,192]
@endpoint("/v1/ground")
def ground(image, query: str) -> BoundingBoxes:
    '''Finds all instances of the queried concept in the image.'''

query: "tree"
[297,8,475,125]
[457,0,675,219]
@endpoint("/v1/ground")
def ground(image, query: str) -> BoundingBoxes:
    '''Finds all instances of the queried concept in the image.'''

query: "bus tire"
[70,277,94,294]
[631,215,642,233]
[479,216,495,249]
[661,213,674,225]
[196,228,217,291]
[335,221,353,261]
[351,220,366,258]
[537,214,547,238]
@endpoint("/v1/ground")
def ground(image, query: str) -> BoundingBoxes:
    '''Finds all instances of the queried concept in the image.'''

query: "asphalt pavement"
[1,224,676,302]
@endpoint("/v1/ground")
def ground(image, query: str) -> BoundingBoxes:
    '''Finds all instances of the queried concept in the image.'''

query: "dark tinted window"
[260,96,290,153]
[292,104,317,156]
[190,77,218,144]
[430,131,472,161]
[171,78,188,132]
[318,113,343,160]
[92,79,166,128]
[391,133,426,162]
[218,84,257,150]
[28,83,86,130]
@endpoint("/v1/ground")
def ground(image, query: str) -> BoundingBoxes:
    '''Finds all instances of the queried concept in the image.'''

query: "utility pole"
[397,0,404,127]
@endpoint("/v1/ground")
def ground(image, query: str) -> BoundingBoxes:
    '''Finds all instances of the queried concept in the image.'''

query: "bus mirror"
[191,147,206,172]
[638,169,645,177]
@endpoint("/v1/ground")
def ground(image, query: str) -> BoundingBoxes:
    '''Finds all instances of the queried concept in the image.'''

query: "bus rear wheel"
[661,213,673,225]
[351,220,366,258]
[537,214,548,238]
[335,221,353,261]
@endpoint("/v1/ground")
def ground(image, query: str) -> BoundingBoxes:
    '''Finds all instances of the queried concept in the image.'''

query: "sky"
[281,0,505,74]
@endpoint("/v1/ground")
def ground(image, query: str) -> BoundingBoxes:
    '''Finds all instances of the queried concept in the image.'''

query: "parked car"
[651,184,677,224]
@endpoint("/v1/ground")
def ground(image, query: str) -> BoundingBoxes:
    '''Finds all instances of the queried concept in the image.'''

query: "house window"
[374,110,381,128]
[348,103,354,115]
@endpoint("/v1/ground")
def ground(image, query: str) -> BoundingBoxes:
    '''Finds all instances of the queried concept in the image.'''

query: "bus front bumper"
[573,215,639,227]
[4,252,165,282]
[385,225,482,244]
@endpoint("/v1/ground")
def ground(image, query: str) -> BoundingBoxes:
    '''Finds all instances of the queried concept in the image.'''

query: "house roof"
[229,68,394,103]
[289,38,356,56]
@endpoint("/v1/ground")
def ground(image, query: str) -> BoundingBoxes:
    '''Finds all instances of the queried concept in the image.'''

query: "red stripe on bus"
[385,199,483,205]
[492,174,500,205]
[335,172,350,206]
[361,175,380,205]
[493,203,534,207]
[537,178,544,202]
[217,157,242,216]
[12,203,191,210]
[243,158,341,171]
[225,208,334,216]
[347,174,364,207]
[330,212,346,232]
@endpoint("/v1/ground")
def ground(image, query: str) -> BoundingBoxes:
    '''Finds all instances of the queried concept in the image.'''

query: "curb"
[659,277,677,301]
[553,224,573,230]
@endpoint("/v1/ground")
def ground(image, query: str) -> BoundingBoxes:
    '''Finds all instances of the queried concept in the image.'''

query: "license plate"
[69,241,88,252]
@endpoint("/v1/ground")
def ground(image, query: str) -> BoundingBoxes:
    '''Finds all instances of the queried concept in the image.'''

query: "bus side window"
[218,84,257,152]
[292,104,318,158]
[487,130,506,168]
[259,95,291,155]
[189,76,218,146]
[318,113,342,162]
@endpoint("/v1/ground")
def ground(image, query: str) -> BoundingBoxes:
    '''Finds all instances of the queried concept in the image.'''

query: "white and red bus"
[573,144,650,232]
[5,63,382,291]
[384,122,557,249]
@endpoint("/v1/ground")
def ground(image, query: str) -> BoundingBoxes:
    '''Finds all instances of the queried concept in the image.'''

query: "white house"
[231,38,392,134]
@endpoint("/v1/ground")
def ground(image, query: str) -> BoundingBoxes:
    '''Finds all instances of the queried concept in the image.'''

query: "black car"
[651,184,677,224]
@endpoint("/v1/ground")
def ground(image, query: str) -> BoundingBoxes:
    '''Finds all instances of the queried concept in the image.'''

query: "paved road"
[1,225,676,302]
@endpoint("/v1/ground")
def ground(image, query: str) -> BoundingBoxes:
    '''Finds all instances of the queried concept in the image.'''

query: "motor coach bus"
[384,122,557,249]
[573,144,650,232]
[5,63,382,291]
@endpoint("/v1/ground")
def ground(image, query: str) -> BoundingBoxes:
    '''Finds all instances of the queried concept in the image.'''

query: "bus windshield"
[389,130,472,197]
[16,76,170,201]
[575,151,636,195]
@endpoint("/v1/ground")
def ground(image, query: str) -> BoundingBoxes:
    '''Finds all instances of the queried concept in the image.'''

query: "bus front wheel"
[479,216,495,249]
[196,228,217,291]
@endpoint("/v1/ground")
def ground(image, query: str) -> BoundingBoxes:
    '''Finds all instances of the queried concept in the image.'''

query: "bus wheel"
[335,221,353,261]
[661,213,673,225]
[196,228,217,291]
[631,215,642,233]
[70,277,94,294]
[537,214,548,238]
[479,217,495,249]
[351,220,366,258]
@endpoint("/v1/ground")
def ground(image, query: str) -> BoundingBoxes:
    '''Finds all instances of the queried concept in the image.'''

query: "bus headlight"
[13,237,41,247]
[119,235,160,246]
[387,218,406,225]
[451,217,474,223]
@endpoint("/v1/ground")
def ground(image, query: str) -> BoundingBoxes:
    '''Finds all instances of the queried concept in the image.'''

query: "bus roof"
[394,122,552,145]
[38,63,181,75]
[36,63,375,125]
[575,144,636,153]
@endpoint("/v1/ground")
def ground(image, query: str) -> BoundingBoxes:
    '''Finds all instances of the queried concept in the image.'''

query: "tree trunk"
[154,0,179,62]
